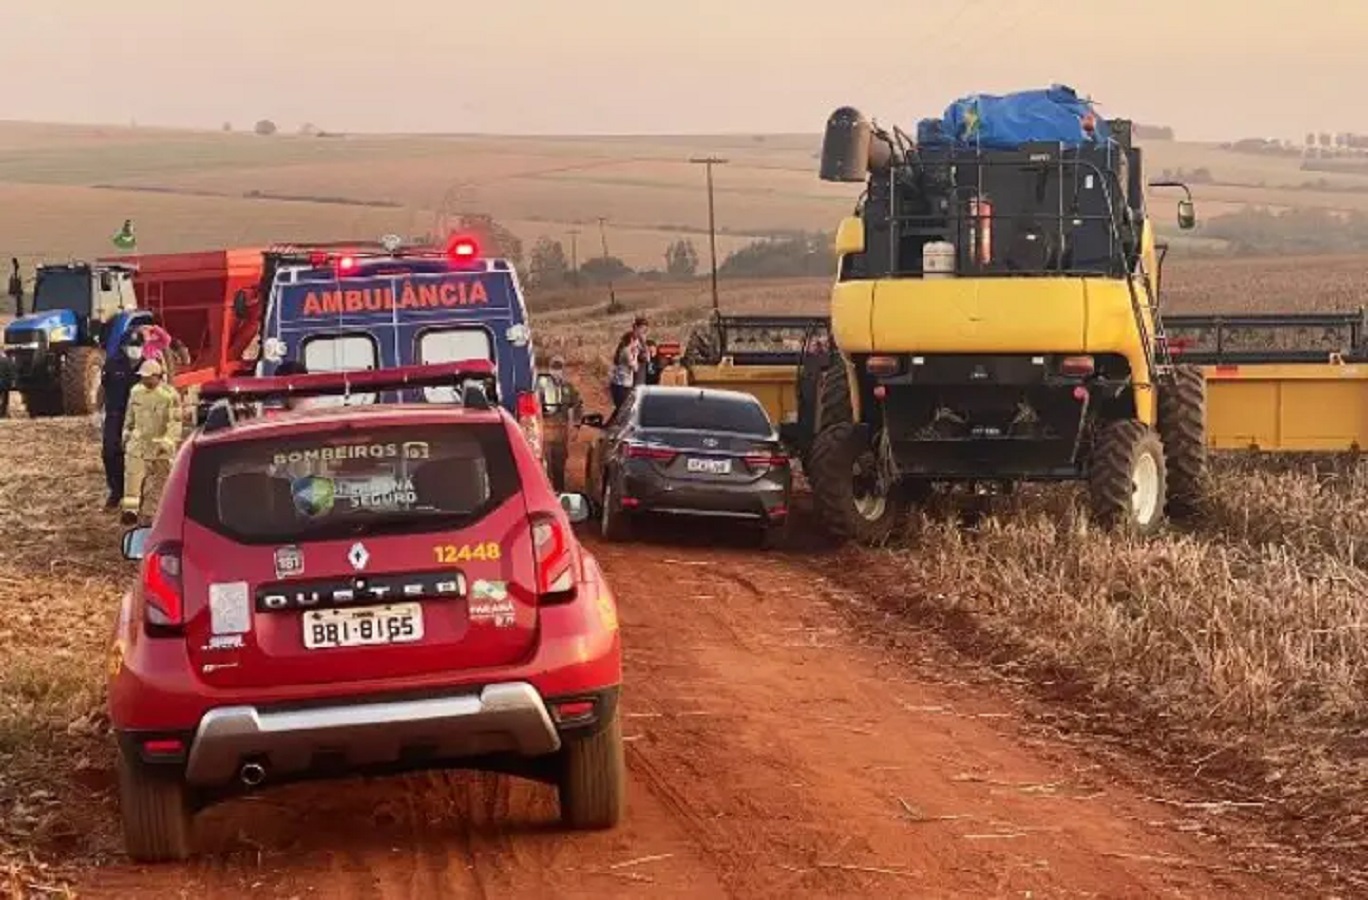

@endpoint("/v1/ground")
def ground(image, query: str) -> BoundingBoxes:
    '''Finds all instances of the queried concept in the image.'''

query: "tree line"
[524,231,836,287]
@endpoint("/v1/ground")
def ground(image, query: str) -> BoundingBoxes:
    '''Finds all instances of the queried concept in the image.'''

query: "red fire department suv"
[107,363,624,861]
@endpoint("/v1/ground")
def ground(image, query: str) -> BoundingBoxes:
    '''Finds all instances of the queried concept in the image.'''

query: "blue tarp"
[923,85,1109,150]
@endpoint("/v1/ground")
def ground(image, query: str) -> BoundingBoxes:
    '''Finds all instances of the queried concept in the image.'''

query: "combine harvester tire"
[807,364,907,544]
[1157,364,1207,520]
[1088,420,1167,535]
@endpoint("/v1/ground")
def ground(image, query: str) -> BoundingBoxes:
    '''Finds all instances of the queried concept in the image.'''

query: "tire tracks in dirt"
[76,523,1297,899]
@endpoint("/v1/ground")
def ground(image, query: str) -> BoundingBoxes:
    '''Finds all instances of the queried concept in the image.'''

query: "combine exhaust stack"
[819,107,892,183]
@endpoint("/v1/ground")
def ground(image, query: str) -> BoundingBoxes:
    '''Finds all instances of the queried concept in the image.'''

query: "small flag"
[112,219,136,251]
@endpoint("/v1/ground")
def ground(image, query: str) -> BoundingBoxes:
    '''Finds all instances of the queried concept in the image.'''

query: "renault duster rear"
[107,391,623,862]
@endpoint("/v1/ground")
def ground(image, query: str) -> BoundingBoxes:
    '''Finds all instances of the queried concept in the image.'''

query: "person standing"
[8,258,23,318]
[608,331,638,411]
[631,316,650,386]
[100,331,144,509]
[120,360,183,525]
[538,355,583,492]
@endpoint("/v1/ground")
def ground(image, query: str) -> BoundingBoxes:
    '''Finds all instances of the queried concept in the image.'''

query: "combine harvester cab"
[1,262,140,416]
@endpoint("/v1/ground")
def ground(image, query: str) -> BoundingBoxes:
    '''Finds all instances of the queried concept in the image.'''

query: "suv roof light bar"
[199,360,497,404]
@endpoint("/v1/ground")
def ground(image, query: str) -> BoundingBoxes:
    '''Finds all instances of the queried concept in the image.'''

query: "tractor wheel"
[60,347,104,416]
[808,421,906,545]
[1157,365,1207,521]
[20,389,63,418]
[1087,420,1167,535]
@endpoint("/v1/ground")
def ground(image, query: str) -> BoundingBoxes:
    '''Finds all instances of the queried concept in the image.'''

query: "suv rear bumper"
[182,681,560,786]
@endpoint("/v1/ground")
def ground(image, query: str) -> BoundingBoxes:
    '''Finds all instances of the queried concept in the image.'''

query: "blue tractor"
[1,262,142,416]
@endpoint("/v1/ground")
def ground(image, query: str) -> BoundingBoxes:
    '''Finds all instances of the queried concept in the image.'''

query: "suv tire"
[117,748,193,862]
[557,707,626,830]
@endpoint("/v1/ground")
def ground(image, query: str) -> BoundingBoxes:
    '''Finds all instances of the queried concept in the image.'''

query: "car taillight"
[744,452,789,472]
[141,541,184,632]
[1059,355,1095,377]
[624,443,677,463]
[531,515,575,601]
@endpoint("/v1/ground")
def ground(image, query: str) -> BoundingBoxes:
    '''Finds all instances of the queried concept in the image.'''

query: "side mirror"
[559,493,591,524]
[232,289,250,320]
[580,413,605,428]
[834,215,865,257]
[1177,199,1196,231]
[121,526,151,561]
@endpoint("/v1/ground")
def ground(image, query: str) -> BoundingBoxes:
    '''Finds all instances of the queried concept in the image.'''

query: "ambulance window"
[419,328,494,403]
[300,333,378,406]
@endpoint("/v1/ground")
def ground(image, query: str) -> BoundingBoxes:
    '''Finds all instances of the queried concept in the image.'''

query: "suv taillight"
[531,514,575,602]
[141,541,185,633]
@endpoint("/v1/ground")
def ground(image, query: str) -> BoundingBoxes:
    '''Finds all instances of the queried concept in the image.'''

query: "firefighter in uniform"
[120,360,183,524]
[537,355,582,491]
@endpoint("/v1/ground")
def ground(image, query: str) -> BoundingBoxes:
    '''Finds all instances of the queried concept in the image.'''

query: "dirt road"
[78,520,1286,899]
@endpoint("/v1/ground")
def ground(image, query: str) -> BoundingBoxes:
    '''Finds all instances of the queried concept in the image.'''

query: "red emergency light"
[338,255,358,272]
[446,234,480,261]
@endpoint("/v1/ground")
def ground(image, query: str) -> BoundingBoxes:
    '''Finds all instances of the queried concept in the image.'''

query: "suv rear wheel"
[557,707,626,829]
[117,748,193,862]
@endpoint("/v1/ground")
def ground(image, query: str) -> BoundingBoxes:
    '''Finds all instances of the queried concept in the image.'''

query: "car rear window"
[639,392,772,434]
[186,423,520,544]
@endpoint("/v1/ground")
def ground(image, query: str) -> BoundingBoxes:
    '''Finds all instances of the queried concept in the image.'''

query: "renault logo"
[348,542,370,571]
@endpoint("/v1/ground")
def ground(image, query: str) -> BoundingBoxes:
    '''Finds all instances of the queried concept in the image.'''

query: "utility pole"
[567,227,580,288]
[689,156,728,312]
[597,216,620,312]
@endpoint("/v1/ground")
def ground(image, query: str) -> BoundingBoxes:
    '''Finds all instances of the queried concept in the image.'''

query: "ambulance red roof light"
[446,234,480,260]
[338,255,358,272]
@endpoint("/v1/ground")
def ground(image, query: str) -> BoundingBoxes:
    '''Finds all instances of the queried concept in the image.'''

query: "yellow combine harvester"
[681,93,1367,545]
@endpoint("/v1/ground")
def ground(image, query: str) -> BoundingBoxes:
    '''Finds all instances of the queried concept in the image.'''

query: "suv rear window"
[639,392,772,434]
[186,423,520,544]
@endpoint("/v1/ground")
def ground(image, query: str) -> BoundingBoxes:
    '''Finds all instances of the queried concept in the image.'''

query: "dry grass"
[0,419,125,896]
[844,464,1368,887]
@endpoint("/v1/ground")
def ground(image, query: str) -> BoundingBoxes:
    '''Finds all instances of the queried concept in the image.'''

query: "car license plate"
[303,603,424,650]
[686,457,731,475]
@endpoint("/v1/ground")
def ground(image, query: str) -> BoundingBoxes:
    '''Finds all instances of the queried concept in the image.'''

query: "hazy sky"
[6,1,1365,140]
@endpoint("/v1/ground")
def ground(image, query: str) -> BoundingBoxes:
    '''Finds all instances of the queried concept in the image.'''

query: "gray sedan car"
[583,386,792,546]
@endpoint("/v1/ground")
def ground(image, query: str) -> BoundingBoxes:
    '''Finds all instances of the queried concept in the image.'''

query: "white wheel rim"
[1131,450,1160,526]
[852,460,887,521]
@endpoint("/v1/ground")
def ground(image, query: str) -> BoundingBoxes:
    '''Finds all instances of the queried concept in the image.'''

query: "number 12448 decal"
[433,542,502,564]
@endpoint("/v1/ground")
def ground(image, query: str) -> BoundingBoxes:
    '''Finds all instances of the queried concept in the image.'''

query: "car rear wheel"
[557,706,626,830]
[600,478,633,542]
[117,747,193,862]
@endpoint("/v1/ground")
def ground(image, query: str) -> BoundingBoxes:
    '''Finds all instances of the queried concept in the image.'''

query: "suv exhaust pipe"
[239,761,266,787]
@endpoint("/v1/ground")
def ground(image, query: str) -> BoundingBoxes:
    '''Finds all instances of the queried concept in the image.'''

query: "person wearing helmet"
[119,359,183,525]
[536,355,582,492]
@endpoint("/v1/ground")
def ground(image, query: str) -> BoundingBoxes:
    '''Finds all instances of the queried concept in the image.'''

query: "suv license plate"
[303,603,424,650]
[686,457,731,475]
